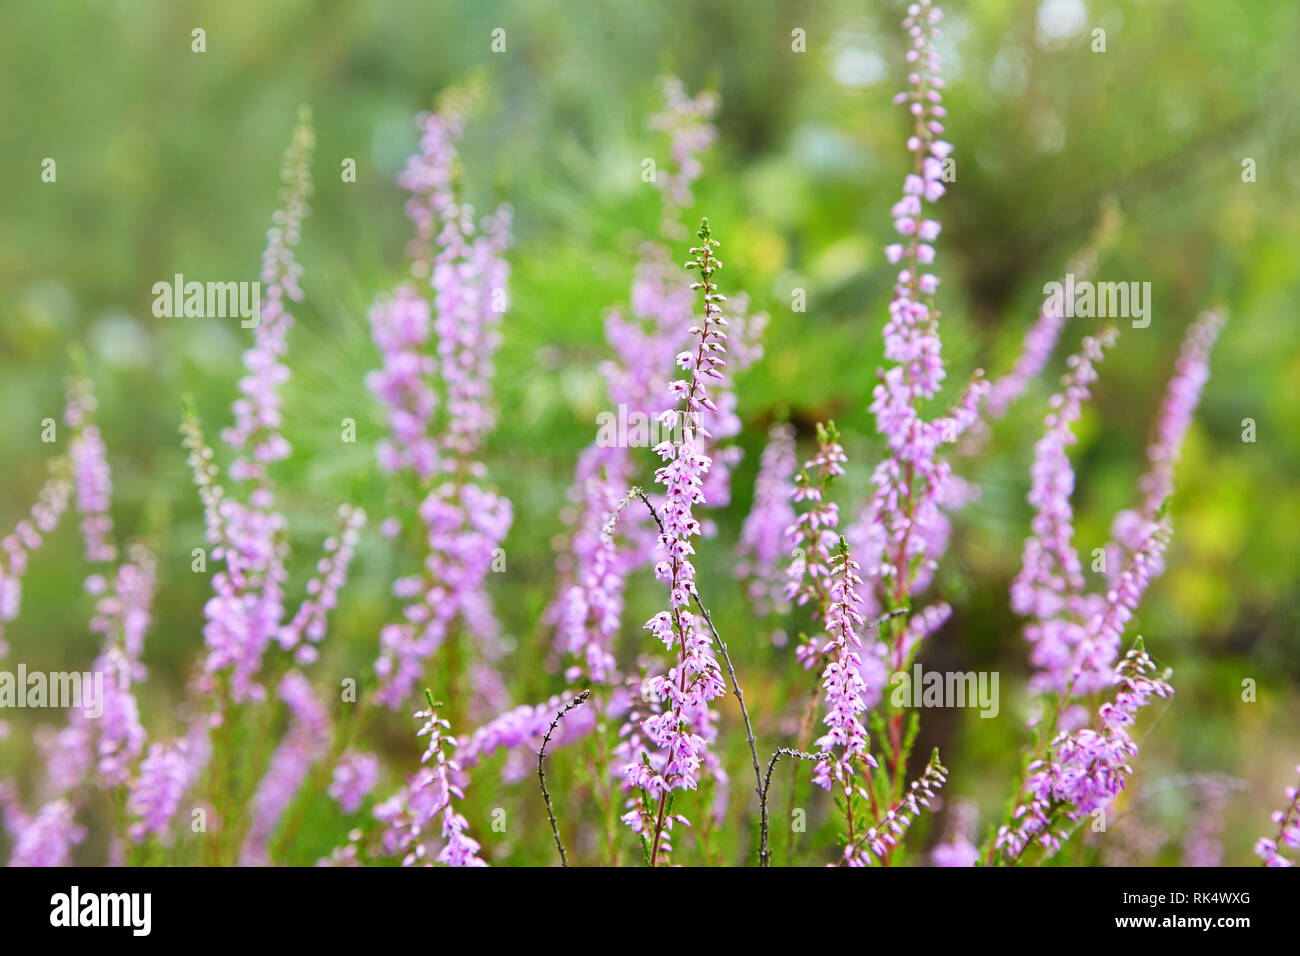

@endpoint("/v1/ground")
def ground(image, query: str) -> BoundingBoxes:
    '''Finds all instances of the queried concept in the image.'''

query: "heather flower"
[329,751,380,814]
[459,691,599,781]
[1011,330,1117,690]
[647,76,719,238]
[91,543,157,674]
[127,739,199,844]
[2,796,85,867]
[29,538,156,803]
[1255,766,1300,867]
[1014,310,1224,703]
[846,1,988,697]
[549,80,728,690]
[367,285,439,479]
[371,99,515,711]
[996,646,1173,861]
[998,319,1222,868]
[812,541,877,805]
[37,721,93,796]
[92,648,147,788]
[376,703,485,867]
[1104,310,1226,580]
[220,108,315,485]
[621,219,729,861]
[735,424,797,614]
[66,378,116,565]
[278,504,366,665]
[785,423,847,634]
[0,473,71,658]
[196,110,315,704]
[845,752,947,866]
[374,481,512,709]
[1137,310,1225,516]
[241,671,331,864]
[549,253,690,686]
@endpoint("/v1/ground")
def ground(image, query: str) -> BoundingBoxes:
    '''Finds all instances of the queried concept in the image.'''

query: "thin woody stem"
[759,748,828,867]
[537,689,592,867]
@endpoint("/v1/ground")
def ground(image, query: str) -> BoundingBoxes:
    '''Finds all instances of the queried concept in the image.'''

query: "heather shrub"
[0,0,1293,869]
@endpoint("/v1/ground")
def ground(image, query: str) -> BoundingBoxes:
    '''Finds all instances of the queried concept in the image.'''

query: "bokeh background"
[1,0,1298,865]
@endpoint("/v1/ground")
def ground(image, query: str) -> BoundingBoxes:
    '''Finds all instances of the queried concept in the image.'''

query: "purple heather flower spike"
[279,504,366,665]
[240,671,331,864]
[197,110,315,705]
[2,795,86,866]
[328,751,381,814]
[371,97,515,711]
[375,702,486,867]
[1255,765,1300,867]
[647,76,719,240]
[127,737,201,845]
[0,470,72,659]
[1010,329,1118,692]
[812,541,877,800]
[547,80,728,694]
[735,424,797,615]
[846,0,987,676]
[621,219,730,860]
[66,377,116,565]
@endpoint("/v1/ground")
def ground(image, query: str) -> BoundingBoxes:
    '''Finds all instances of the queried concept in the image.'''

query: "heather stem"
[537,689,591,867]
[759,748,828,867]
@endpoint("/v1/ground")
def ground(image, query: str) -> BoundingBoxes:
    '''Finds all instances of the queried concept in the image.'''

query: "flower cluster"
[127,736,203,844]
[278,504,366,665]
[996,647,1174,860]
[371,98,515,712]
[550,79,720,689]
[848,751,947,866]
[221,108,314,484]
[647,76,719,238]
[66,378,116,564]
[786,426,870,678]
[1254,766,1300,867]
[241,671,332,865]
[1014,310,1224,702]
[812,541,876,802]
[735,424,797,615]
[375,704,485,867]
[0,794,85,867]
[459,691,598,781]
[852,0,987,679]
[1011,331,1117,692]
[0,473,70,658]
[621,220,730,859]
[198,109,317,704]
[329,751,381,814]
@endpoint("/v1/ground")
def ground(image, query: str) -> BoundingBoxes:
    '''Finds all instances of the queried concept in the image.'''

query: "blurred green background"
[1,0,1298,865]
